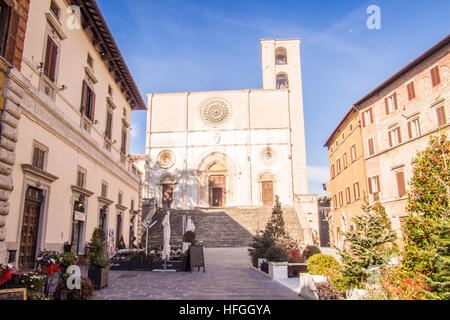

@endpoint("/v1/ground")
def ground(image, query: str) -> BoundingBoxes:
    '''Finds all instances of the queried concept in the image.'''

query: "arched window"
[275,47,287,65]
[276,73,289,89]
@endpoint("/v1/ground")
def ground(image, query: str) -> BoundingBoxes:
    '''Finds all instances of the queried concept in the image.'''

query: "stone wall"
[0,63,23,264]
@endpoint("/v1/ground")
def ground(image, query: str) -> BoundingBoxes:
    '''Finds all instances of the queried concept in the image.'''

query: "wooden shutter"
[80,80,88,113]
[106,111,112,138]
[370,108,374,123]
[375,176,380,193]
[4,9,19,65]
[90,91,96,120]
[431,66,441,87]
[393,93,398,110]
[385,98,389,115]
[408,121,412,139]
[362,111,366,127]
[397,128,402,143]
[396,172,406,197]
[407,82,415,100]
[44,36,58,82]
[388,131,393,147]
[437,106,446,126]
[368,178,373,194]
[368,138,374,155]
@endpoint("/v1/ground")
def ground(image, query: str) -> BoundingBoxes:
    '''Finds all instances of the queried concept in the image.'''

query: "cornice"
[22,164,59,184]
[71,185,94,197]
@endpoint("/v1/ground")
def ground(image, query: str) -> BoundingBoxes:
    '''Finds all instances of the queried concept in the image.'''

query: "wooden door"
[19,199,42,269]
[262,181,274,206]
[212,188,223,207]
[162,184,174,209]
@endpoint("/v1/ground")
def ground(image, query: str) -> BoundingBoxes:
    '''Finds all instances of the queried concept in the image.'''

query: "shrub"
[182,231,196,244]
[287,249,304,263]
[54,276,95,300]
[379,266,430,300]
[315,280,346,300]
[307,254,340,276]
[303,245,321,260]
[86,228,109,269]
[265,246,288,262]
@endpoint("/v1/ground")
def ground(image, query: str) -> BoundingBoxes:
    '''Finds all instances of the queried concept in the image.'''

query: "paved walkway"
[93,247,304,300]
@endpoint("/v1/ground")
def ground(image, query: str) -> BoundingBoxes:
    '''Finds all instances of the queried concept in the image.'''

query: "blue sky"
[97,0,449,195]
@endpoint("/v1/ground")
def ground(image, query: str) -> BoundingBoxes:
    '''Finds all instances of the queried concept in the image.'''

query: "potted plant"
[266,246,289,280]
[77,251,90,265]
[36,249,62,274]
[86,228,109,290]
[20,272,49,300]
[63,242,74,253]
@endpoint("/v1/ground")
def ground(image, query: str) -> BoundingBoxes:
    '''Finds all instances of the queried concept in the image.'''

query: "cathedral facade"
[142,39,309,210]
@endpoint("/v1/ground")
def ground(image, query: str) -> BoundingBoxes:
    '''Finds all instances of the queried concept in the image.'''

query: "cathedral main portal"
[207,163,227,207]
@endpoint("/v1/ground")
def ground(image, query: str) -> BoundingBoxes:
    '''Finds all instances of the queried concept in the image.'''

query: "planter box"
[260,262,269,274]
[152,260,187,272]
[88,268,108,290]
[268,262,288,280]
[129,257,153,271]
[110,260,131,271]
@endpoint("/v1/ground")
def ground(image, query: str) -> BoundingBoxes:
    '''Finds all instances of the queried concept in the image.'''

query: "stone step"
[146,206,304,248]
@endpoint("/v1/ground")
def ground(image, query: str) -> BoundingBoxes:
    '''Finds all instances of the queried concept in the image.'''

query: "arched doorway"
[208,163,227,207]
[160,175,175,209]
[260,173,275,207]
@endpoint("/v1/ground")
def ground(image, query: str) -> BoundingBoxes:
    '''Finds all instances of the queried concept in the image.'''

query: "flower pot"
[88,268,109,290]
[268,262,288,280]
[64,244,74,253]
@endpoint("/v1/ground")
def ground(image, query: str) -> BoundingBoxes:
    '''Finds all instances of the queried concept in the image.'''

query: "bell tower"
[260,39,308,195]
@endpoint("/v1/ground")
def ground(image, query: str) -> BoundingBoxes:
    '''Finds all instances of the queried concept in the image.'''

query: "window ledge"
[22,164,59,183]
[84,66,98,84]
[45,12,67,40]
[106,96,117,109]
[98,196,114,205]
[116,204,128,211]
[71,185,94,197]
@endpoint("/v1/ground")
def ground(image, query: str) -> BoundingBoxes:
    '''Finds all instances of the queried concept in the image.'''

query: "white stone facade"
[142,39,310,210]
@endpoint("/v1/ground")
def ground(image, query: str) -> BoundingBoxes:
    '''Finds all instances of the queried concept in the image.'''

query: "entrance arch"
[159,174,175,209]
[207,163,227,207]
[259,172,275,207]
[195,151,238,207]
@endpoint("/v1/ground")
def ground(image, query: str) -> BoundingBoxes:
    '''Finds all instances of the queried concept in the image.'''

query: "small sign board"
[189,245,205,272]
[0,288,27,300]
[74,212,86,222]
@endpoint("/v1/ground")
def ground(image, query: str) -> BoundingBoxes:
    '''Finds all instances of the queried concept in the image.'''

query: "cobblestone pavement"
[93,247,304,300]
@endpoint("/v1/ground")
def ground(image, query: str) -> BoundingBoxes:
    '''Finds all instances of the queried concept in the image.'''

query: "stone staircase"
[147,206,304,248]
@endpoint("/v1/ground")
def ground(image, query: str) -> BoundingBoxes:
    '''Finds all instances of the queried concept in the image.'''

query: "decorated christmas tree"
[402,132,449,299]
[337,202,396,289]
[87,228,109,269]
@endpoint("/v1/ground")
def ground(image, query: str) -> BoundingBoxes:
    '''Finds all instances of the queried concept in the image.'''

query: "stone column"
[0,69,24,264]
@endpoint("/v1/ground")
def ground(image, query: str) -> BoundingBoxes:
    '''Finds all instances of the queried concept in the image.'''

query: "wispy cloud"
[131,122,140,139]
[308,166,329,183]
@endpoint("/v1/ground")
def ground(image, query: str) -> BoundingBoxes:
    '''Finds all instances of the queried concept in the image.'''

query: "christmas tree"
[264,195,287,239]
[337,202,397,289]
[402,132,449,299]
[87,228,109,269]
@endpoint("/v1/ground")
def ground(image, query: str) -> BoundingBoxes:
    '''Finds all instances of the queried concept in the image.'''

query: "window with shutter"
[80,80,96,121]
[353,182,360,200]
[368,177,373,194]
[368,138,374,156]
[337,159,341,173]
[346,187,351,204]
[105,109,113,139]
[44,36,58,82]
[343,153,348,169]
[431,66,441,87]
[436,106,446,126]
[121,127,127,154]
[396,172,406,197]
[331,164,335,179]
[408,118,420,139]
[351,145,356,162]
[0,1,12,58]
[32,147,46,170]
[339,191,343,207]
[101,182,108,198]
[407,82,415,100]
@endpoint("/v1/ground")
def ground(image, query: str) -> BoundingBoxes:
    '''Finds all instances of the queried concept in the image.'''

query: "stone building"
[137,39,319,246]
[355,34,449,238]
[324,34,449,244]
[0,0,145,267]
[324,107,368,249]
